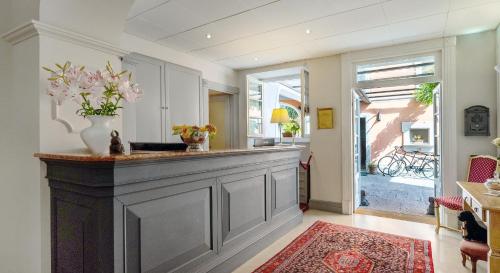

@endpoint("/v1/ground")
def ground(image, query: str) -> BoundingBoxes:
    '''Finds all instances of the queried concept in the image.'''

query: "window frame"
[246,76,264,137]
[353,51,442,90]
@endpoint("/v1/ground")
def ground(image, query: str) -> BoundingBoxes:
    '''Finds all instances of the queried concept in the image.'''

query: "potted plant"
[172,124,217,151]
[43,61,142,155]
[282,120,301,144]
[368,161,377,174]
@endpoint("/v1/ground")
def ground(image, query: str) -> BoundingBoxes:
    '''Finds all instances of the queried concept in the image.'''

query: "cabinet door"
[122,56,165,143]
[165,63,202,142]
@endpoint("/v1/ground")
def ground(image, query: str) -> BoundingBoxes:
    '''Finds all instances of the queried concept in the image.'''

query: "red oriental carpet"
[253,221,434,273]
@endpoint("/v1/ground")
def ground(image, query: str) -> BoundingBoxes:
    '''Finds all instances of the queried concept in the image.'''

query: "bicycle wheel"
[387,160,406,177]
[378,156,396,175]
[421,161,435,179]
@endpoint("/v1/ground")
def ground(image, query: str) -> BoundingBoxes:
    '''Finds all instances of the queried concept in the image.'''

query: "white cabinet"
[122,53,202,143]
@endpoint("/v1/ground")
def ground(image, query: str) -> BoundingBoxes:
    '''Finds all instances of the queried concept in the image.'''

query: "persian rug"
[253,221,434,273]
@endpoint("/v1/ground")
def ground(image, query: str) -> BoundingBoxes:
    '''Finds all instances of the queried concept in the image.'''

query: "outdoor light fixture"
[495,64,500,73]
[376,112,381,122]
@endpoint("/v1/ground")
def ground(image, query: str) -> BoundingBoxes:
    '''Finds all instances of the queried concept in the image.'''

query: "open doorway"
[209,90,231,150]
[352,54,442,223]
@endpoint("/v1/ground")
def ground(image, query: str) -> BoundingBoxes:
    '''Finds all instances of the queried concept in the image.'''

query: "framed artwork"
[317,108,334,129]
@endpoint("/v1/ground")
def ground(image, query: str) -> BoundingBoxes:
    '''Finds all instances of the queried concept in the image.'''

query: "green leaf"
[415,82,438,106]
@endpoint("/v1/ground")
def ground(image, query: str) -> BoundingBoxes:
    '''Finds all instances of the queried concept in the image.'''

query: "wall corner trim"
[1,20,130,57]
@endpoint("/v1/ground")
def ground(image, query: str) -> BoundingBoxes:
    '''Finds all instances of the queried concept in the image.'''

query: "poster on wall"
[317,108,334,129]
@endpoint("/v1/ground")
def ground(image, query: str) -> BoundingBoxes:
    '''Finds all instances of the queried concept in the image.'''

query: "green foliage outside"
[283,120,301,136]
[284,105,299,120]
[415,82,439,106]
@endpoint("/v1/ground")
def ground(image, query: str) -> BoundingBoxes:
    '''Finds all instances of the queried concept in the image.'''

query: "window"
[354,53,440,90]
[247,78,263,136]
[247,67,310,139]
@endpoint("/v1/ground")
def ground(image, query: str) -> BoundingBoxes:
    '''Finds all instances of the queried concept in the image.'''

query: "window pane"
[248,118,262,135]
[248,100,262,118]
[357,55,435,83]
[248,82,262,100]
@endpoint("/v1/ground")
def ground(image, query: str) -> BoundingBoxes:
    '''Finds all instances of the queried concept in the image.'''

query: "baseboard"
[309,199,343,213]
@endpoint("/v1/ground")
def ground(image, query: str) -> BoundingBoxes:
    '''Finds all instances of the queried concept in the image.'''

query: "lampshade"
[495,64,500,73]
[270,108,290,123]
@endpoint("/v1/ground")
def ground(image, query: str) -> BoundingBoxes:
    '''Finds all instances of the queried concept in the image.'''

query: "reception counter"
[36,146,303,273]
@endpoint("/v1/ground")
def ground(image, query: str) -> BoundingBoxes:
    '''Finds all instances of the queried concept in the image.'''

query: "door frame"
[340,37,457,215]
[203,80,240,149]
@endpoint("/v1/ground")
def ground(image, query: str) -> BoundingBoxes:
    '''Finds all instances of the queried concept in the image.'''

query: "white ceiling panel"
[388,14,447,39]
[125,17,170,41]
[128,0,171,19]
[191,4,386,61]
[445,2,500,35]
[156,0,383,51]
[382,0,450,23]
[449,0,500,10]
[125,0,500,69]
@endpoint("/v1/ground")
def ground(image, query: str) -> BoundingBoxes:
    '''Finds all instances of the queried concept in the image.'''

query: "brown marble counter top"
[34,145,303,163]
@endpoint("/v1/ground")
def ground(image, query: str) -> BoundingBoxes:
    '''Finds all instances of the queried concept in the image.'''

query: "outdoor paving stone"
[359,173,434,215]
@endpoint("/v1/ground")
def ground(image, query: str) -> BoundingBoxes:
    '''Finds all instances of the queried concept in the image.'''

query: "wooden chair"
[434,155,497,233]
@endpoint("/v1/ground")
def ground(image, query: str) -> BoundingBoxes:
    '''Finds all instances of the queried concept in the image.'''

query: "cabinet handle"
[161,106,168,110]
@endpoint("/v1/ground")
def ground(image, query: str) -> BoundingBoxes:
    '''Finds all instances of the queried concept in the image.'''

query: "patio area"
[358,173,435,216]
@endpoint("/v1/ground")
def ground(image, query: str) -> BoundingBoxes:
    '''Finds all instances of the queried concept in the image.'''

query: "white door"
[433,85,442,197]
[165,63,202,142]
[353,90,362,209]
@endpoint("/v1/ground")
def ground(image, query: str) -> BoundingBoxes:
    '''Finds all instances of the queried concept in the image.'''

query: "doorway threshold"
[355,207,435,225]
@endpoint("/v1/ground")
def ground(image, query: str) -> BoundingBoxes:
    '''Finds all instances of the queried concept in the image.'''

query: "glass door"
[433,84,442,198]
[353,90,362,208]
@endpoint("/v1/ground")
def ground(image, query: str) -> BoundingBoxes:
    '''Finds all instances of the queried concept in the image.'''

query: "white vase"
[80,115,114,155]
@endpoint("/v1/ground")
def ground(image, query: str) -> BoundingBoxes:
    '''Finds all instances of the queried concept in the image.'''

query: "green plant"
[284,105,299,120]
[283,120,301,136]
[415,82,439,106]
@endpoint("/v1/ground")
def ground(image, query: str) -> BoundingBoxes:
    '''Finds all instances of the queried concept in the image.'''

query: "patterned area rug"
[253,221,434,273]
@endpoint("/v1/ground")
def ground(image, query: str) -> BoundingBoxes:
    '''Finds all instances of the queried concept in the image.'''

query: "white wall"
[238,55,342,204]
[497,25,500,138]
[456,30,498,181]
[120,33,238,87]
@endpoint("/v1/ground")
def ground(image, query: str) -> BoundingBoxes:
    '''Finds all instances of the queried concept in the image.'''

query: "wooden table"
[458,182,500,273]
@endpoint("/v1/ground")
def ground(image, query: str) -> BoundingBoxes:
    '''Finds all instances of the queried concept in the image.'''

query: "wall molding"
[309,200,343,213]
[1,20,129,57]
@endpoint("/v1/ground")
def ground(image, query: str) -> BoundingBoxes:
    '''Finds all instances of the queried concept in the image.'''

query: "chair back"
[467,155,498,183]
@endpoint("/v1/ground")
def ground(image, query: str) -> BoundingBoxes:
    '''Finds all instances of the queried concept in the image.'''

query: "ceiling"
[125,0,500,70]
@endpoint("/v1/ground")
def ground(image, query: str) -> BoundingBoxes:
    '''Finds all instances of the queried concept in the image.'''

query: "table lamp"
[271,108,290,144]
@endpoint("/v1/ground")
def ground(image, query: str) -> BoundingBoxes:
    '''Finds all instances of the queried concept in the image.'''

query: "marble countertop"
[34,145,303,162]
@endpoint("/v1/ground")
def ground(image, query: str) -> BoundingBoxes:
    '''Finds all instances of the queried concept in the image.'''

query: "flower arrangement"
[172,124,217,140]
[172,124,217,151]
[492,138,500,148]
[43,61,142,117]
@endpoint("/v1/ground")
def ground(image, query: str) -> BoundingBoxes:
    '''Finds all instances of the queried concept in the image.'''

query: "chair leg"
[471,258,477,273]
[461,251,467,267]
[434,202,441,234]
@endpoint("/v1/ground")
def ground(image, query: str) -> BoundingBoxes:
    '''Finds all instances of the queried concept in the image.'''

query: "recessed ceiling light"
[254,57,259,61]
[206,33,212,39]
[305,29,311,34]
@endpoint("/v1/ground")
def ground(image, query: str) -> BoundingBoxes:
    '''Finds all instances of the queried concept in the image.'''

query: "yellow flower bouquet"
[172,124,217,151]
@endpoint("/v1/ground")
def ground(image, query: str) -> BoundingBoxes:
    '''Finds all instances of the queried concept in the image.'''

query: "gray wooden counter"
[36,146,303,273]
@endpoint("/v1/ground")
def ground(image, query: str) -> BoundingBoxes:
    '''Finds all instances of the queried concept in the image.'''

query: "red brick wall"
[361,98,433,163]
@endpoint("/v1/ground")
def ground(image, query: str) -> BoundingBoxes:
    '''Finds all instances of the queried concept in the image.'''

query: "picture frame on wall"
[317,107,334,129]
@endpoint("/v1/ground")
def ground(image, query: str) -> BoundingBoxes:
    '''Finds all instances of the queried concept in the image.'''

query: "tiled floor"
[233,209,487,273]
[359,173,435,215]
